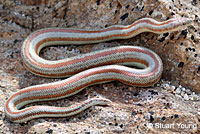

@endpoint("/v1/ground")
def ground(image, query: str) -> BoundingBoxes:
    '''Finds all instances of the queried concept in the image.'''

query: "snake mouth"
[174,18,192,30]
[180,18,193,26]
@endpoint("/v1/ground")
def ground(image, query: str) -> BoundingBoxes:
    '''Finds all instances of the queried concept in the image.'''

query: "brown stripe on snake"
[23,57,150,77]
[11,59,160,108]
[27,47,150,68]
[9,74,162,116]
[5,17,192,123]
[24,25,185,70]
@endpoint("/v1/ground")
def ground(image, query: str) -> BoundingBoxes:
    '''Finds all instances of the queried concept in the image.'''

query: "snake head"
[168,17,192,32]
[180,17,193,26]
[176,17,193,27]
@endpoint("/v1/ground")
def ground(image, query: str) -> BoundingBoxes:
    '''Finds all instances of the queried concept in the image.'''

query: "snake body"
[5,17,192,123]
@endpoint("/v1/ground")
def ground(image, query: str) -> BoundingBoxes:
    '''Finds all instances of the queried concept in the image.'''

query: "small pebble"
[181,91,185,97]
[185,89,191,94]
[103,86,108,90]
[170,85,176,93]
[184,94,189,101]
[12,79,17,83]
[175,88,181,94]
[171,86,176,90]
[164,84,170,90]
[189,95,193,100]
[161,82,199,101]
[129,87,136,91]
[175,94,182,99]
[191,94,199,101]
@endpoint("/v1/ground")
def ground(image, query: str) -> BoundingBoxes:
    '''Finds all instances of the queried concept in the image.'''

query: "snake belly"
[5,17,192,123]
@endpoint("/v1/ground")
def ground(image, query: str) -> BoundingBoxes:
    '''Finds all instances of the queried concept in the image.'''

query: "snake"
[4,17,192,123]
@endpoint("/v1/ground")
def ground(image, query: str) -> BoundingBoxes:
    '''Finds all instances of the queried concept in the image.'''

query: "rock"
[191,94,200,101]
[175,88,181,94]
[181,91,185,97]
[182,87,186,92]
[0,0,200,134]
[183,94,189,101]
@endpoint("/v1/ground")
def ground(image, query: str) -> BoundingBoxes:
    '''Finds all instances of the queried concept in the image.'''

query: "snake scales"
[5,17,192,123]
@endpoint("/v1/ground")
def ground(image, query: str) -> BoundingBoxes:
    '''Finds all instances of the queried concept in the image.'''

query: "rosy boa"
[5,17,192,123]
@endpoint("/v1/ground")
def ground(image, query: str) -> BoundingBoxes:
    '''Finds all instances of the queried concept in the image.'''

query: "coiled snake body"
[5,18,192,123]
